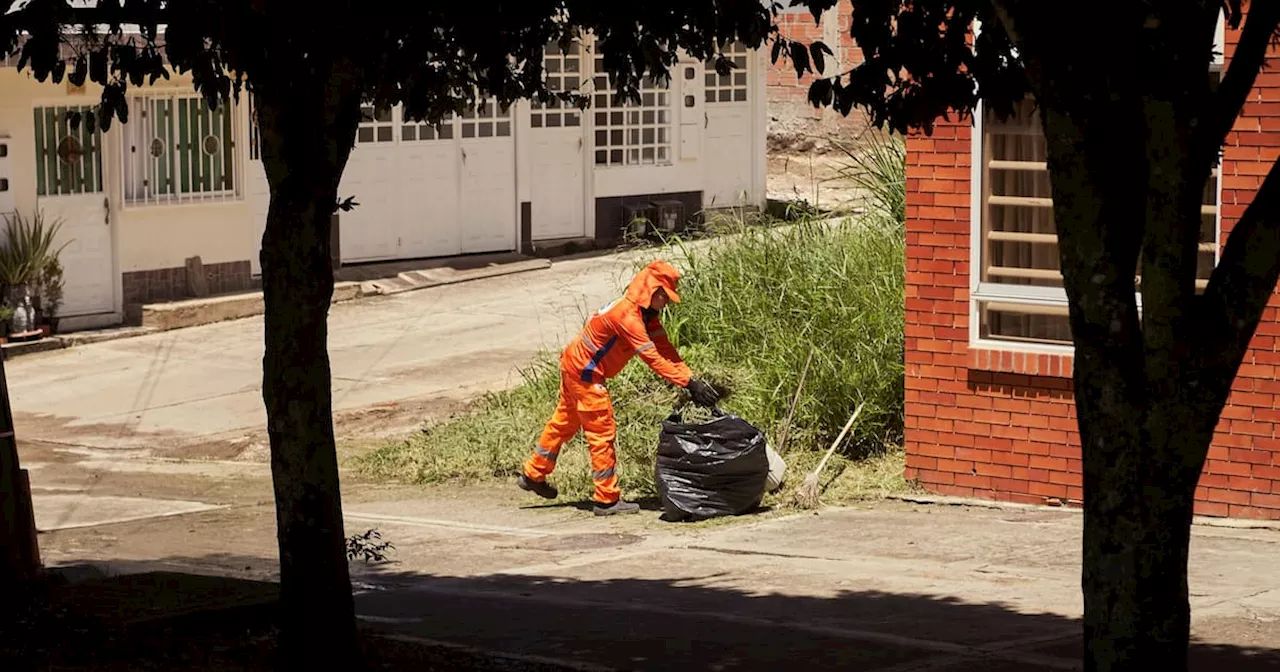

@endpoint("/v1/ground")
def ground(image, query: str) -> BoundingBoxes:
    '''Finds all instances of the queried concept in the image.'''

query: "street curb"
[887,494,1280,532]
[1,258,553,359]
[358,258,553,297]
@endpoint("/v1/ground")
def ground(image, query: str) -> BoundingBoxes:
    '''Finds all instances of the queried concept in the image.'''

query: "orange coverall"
[522,260,692,504]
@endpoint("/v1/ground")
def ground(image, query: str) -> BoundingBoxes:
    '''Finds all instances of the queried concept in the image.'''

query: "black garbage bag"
[654,407,770,522]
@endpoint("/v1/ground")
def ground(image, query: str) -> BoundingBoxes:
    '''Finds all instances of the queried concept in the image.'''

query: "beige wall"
[0,68,257,277]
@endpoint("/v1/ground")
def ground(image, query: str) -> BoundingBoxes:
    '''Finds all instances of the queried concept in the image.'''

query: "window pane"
[979,302,1073,346]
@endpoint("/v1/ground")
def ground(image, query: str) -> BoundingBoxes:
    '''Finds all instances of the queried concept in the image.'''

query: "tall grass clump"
[834,130,906,230]
[357,138,907,505]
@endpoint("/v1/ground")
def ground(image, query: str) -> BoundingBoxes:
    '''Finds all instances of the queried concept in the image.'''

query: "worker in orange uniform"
[518,259,720,515]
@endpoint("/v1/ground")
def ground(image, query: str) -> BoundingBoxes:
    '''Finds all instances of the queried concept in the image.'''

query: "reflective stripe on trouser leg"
[523,375,581,481]
[578,385,619,504]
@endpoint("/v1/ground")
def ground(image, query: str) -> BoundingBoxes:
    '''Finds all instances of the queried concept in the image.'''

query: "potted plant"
[0,305,14,344]
[0,211,68,339]
[35,256,63,335]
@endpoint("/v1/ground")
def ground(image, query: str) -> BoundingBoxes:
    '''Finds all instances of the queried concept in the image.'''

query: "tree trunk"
[1041,92,1222,671]
[254,61,362,670]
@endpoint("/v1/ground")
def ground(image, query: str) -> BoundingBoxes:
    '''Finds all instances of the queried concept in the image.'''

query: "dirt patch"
[767,150,864,214]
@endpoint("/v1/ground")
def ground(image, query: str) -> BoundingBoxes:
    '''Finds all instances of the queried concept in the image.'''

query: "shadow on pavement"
[14,552,1280,672]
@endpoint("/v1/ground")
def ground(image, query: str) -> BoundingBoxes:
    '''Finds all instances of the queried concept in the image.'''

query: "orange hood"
[624,260,682,309]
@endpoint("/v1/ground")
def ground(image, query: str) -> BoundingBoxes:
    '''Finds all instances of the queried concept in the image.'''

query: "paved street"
[12,247,1280,670]
[10,252,639,450]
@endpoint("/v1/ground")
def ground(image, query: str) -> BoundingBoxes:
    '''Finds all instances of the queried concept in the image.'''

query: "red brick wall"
[903,22,1280,520]
[767,5,867,143]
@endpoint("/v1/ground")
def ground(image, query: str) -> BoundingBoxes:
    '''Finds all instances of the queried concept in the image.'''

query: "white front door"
[703,45,755,209]
[458,100,517,254]
[529,43,587,241]
[32,105,115,317]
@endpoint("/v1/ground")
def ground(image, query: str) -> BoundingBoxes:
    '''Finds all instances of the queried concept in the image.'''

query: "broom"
[776,349,814,455]
[793,402,865,509]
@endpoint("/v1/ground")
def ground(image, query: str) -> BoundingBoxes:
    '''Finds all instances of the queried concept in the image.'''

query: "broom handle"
[777,349,814,453]
[813,403,864,475]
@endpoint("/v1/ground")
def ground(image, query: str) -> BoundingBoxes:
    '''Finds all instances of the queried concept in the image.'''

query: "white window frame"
[120,90,243,208]
[966,16,1225,355]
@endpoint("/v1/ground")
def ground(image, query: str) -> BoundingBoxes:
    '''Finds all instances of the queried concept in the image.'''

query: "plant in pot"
[0,210,68,339]
[35,257,63,336]
[0,305,14,344]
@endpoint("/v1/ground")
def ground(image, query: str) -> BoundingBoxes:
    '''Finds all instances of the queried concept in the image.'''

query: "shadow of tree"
[22,551,1280,672]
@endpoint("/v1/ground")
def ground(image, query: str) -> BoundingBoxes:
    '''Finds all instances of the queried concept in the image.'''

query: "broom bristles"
[792,473,823,509]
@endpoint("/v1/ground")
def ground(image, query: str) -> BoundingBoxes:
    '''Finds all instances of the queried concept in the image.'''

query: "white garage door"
[529,42,587,241]
[339,102,516,264]
[703,44,755,209]
[458,101,517,254]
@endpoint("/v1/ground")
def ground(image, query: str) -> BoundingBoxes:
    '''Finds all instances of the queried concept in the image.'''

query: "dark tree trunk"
[253,60,362,670]
[1042,86,1224,672]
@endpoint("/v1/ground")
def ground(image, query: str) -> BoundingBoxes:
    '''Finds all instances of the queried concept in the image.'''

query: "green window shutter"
[33,109,46,197]
[178,98,191,194]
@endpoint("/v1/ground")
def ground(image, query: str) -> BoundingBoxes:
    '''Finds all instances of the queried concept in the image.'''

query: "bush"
[355,212,906,503]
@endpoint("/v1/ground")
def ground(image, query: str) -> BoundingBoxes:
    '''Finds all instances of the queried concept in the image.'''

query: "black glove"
[686,378,720,408]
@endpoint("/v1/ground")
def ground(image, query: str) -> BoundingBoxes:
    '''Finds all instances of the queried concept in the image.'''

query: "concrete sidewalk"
[337,499,1280,671]
[44,483,1280,672]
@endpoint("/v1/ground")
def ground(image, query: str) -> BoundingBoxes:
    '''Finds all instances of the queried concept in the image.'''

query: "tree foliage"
[2,0,783,135]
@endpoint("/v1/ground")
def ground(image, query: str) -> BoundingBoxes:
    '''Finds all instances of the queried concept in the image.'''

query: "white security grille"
[122,95,237,205]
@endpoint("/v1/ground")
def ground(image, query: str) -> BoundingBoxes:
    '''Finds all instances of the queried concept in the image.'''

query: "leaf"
[771,37,784,65]
[85,111,97,134]
[336,196,360,213]
[89,51,107,84]
[808,78,833,108]
[68,56,87,87]
[789,41,811,78]
[809,41,833,75]
[66,111,81,129]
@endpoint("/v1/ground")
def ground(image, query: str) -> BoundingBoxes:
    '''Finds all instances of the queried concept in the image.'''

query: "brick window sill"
[967,345,1074,378]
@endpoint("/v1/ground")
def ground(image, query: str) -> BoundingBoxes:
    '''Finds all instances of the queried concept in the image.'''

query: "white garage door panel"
[340,149,400,262]
[400,143,460,258]
[459,143,516,253]
[529,42,587,241]
[530,133,585,240]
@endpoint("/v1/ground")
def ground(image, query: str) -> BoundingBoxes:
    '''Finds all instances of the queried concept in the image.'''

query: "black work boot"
[593,500,640,516]
[517,474,558,500]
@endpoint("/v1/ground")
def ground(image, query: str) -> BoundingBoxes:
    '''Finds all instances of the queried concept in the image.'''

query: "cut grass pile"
[355,213,911,507]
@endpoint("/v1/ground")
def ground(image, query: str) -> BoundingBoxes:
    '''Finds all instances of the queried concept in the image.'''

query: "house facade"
[902,15,1280,521]
[0,39,768,331]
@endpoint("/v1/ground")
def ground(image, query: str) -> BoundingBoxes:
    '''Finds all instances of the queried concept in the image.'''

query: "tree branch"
[1196,157,1280,383]
[1195,2,1280,165]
